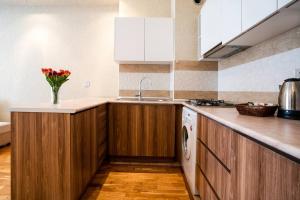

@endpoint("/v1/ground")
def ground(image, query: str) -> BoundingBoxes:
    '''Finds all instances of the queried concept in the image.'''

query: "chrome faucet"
[136,77,151,100]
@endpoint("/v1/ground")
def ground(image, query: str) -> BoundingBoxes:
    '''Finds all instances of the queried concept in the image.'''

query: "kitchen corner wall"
[218,26,300,103]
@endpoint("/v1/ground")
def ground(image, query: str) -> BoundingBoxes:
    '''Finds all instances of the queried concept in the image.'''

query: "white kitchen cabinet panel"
[278,0,294,9]
[242,0,277,31]
[200,0,222,55]
[221,0,242,44]
[114,17,145,62]
[145,18,174,62]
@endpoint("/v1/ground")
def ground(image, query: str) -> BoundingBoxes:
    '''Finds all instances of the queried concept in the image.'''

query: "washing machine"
[182,107,198,196]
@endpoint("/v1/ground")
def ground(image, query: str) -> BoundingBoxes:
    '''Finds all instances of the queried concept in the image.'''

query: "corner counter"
[10,98,108,200]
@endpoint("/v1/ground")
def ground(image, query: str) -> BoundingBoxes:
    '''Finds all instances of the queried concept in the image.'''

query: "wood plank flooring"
[0,146,190,200]
[0,146,10,200]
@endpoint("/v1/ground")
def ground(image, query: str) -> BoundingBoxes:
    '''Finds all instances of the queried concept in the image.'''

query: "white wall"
[119,0,171,17]
[0,5,119,121]
[175,0,200,60]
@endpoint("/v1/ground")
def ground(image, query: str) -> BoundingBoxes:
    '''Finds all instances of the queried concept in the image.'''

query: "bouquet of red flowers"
[41,68,71,104]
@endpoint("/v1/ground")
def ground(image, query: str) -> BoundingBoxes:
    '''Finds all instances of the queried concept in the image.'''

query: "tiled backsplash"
[119,61,218,99]
[218,26,300,103]
[119,64,172,98]
[174,61,218,99]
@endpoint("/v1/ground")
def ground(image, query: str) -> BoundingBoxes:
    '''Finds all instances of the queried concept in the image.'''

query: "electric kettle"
[278,78,300,120]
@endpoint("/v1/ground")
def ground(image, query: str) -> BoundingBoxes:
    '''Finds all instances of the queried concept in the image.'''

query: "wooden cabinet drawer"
[198,115,233,170]
[196,165,218,200]
[197,140,231,199]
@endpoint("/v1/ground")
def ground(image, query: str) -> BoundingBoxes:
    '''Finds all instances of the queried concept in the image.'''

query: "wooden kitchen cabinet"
[232,134,300,200]
[96,104,107,167]
[108,103,175,158]
[197,113,300,200]
[198,115,234,170]
[11,105,108,200]
[71,108,97,199]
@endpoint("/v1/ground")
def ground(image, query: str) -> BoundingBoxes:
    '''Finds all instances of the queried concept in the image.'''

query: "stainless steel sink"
[116,97,171,102]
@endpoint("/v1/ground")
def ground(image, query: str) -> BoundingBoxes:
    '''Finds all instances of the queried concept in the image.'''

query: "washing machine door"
[182,125,191,160]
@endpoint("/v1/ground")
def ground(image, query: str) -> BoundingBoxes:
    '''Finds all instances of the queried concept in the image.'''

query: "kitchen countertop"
[10,98,300,160]
[10,98,110,114]
[9,97,181,114]
[183,102,300,161]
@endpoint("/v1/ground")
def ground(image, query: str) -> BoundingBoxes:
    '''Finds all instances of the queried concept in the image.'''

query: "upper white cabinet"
[200,0,222,55]
[115,18,145,62]
[145,18,174,62]
[242,0,277,31]
[278,0,294,9]
[221,0,242,44]
[114,17,174,63]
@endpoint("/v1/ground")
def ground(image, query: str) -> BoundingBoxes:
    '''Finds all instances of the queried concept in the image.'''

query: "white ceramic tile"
[218,48,300,92]
[119,72,171,90]
[174,71,218,91]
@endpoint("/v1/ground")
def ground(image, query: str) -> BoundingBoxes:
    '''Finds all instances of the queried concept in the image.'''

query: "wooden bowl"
[235,104,278,117]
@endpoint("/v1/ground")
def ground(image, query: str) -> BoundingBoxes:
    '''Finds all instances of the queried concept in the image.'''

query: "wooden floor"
[0,146,10,200]
[0,146,190,200]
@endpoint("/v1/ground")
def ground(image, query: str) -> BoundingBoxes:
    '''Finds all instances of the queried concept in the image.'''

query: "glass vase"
[51,87,60,105]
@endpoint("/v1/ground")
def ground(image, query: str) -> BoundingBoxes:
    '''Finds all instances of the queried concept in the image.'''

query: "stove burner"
[188,99,234,107]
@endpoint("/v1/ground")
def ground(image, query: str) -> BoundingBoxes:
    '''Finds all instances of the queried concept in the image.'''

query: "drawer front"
[197,140,231,199]
[196,165,218,200]
[198,115,233,169]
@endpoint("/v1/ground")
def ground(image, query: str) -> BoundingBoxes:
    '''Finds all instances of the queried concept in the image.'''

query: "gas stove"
[188,99,234,107]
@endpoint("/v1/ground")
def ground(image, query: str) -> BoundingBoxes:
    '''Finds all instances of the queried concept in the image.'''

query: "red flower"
[41,67,71,78]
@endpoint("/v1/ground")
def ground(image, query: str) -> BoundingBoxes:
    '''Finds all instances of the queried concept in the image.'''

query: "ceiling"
[0,0,119,6]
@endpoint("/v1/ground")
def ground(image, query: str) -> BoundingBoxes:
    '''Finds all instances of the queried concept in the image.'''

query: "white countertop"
[10,97,181,113]
[10,98,110,114]
[9,98,300,160]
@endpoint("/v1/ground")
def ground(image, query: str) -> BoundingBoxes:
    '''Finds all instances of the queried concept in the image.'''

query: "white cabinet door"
[200,0,222,55]
[242,0,277,31]
[145,18,174,62]
[114,17,145,62]
[278,0,294,9]
[221,0,242,44]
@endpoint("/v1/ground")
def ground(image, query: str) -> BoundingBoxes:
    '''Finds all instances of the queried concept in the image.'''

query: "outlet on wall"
[84,81,91,88]
[296,69,300,78]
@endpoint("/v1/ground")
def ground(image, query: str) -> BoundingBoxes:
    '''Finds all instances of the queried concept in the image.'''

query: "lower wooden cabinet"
[196,165,218,200]
[96,104,107,167]
[108,103,176,158]
[11,105,108,200]
[232,134,300,200]
[197,114,300,200]
[71,108,97,199]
